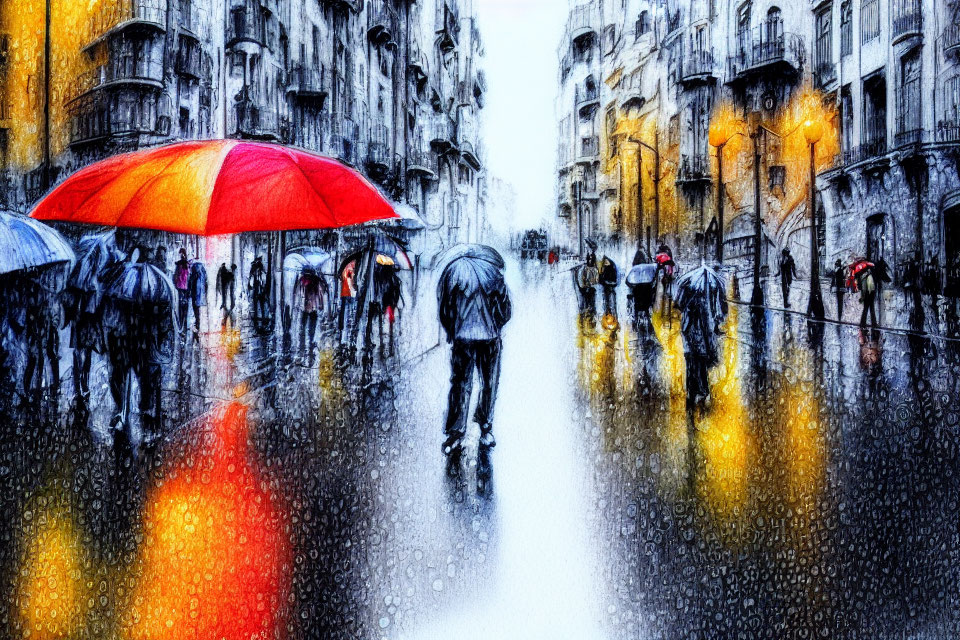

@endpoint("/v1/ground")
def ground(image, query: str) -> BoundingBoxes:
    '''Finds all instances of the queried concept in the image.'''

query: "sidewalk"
[731,274,960,340]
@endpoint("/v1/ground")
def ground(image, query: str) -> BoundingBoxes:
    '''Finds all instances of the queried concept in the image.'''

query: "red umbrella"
[30,140,397,235]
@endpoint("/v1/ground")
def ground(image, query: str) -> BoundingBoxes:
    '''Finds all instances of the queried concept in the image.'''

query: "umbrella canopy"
[68,229,125,293]
[283,248,333,276]
[30,140,398,235]
[385,203,427,231]
[626,264,658,286]
[851,258,875,277]
[103,260,177,307]
[441,244,505,270]
[0,210,75,276]
[675,265,727,319]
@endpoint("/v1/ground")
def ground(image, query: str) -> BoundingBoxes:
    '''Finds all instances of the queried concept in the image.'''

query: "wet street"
[2,258,959,639]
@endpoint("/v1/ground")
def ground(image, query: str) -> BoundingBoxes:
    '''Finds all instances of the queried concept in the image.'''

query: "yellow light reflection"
[16,491,88,640]
[697,305,754,534]
[650,307,690,493]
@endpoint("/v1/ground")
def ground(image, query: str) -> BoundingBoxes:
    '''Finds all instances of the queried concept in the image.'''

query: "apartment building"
[556,0,960,300]
[0,0,487,250]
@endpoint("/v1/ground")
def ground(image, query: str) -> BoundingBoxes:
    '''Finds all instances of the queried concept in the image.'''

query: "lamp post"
[708,124,731,264]
[750,117,765,307]
[629,134,661,256]
[804,119,826,320]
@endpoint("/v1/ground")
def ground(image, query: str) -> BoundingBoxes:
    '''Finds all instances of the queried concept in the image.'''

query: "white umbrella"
[0,210,75,275]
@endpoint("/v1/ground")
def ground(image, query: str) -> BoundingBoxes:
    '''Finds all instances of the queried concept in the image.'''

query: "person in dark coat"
[829,259,847,322]
[188,261,207,334]
[438,246,512,456]
[380,263,404,357]
[295,267,324,362]
[20,275,61,401]
[675,267,728,410]
[173,248,190,332]
[776,248,798,309]
[249,256,268,328]
[598,256,619,316]
[216,263,236,327]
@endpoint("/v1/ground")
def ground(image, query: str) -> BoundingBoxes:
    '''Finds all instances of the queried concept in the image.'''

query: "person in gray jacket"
[437,245,512,458]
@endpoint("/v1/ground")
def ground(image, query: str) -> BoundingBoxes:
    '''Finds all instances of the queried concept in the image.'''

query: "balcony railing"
[367,0,398,45]
[367,125,391,169]
[578,135,599,160]
[69,95,160,145]
[892,0,922,40]
[895,128,923,146]
[227,1,267,48]
[568,4,600,40]
[727,23,805,82]
[428,112,457,151]
[944,20,960,55]
[407,148,436,177]
[676,154,711,183]
[680,49,717,83]
[66,60,164,104]
[814,61,837,88]
[287,65,328,101]
[937,120,960,143]
[575,84,600,106]
[234,98,284,141]
[86,0,167,47]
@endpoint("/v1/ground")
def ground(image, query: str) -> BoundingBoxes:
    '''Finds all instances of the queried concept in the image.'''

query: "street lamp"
[749,113,766,308]
[803,118,826,320]
[628,133,660,256]
[708,123,732,264]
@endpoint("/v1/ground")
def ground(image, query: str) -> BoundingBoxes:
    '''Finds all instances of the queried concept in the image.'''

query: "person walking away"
[338,260,358,341]
[438,246,512,459]
[676,268,728,410]
[248,256,268,329]
[151,245,168,275]
[598,256,619,317]
[829,259,847,322]
[21,275,61,403]
[856,263,879,328]
[296,267,324,363]
[173,249,190,332]
[188,260,207,336]
[776,248,798,309]
[655,246,676,311]
[575,253,599,321]
[216,263,236,328]
[381,263,404,357]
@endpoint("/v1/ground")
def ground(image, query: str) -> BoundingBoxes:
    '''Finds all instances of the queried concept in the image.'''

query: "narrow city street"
[2,257,959,639]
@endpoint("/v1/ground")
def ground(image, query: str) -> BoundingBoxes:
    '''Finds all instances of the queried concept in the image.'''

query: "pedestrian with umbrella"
[216,262,237,328]
[63,230,124,406]
[626,261,658,331]
[438,245,512,463]
[598,255,620,317]
[0,212,75,403]
[188,259,208,336]
[674,265,728,410]
[850,257,886,328]
[295,266,324,363]
[828,259,848,322]
[574,253,599,320]
[173,248,191,332]
[102,248,178,446]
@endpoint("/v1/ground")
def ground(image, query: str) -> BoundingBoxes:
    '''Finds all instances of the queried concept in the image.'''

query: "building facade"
[556,0,960,316]
[0,0,487,252]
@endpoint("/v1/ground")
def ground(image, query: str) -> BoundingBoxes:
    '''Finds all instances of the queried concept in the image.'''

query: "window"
[605,107,618,158]
[841,85,853,153]
[897,49,922,142]
[736,2,752,51]
[861,0,880,43]
[840,2,852,56]
[815,7,833,84]
[637,11,651,37]
[862,73,886,153]
[312,26,320,68]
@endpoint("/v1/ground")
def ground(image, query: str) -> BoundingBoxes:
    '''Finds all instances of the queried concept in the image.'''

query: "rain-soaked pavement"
[1,258,959,639]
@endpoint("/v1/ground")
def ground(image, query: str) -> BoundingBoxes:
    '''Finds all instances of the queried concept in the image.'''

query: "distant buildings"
[0,0,488,250]
[556,0,960,301]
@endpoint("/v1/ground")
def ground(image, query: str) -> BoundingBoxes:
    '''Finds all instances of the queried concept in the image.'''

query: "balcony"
[937,120,960,143]
[680,49,718,85]
[367,0,398,47]
[175,35,202,79]
[85,0,166,51]
[407,148,436,179]
[66,60,164,105]
[568,4,599,42]
[233,96,285,141]
[944,20,960,56]
[366,125,391,173]
[895,128,923,146]
[287,65,328,105]
[458,111,481,170]
[676,154,711,185]
[577,135,599,162]
[437,2,460,53]
[69,95,161,146]
[408,38,429,83]
[320,0,361,12]
[428,112,457,153]
[331,114,358,165]
[840,119,887,166]
[726,23,805,87]
[227,1,267,48]
[891,0,922,42]
[814,61,837,89]
[575,84,600,118]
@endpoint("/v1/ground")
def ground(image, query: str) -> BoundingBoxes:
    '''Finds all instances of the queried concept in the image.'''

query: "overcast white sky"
[476,0,569,233]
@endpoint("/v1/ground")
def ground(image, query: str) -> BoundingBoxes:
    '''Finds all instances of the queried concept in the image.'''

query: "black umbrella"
[441,243,505,270]
[68,230,124,293]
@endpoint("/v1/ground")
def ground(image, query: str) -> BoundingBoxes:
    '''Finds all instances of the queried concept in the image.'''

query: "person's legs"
[781,279,790,308]
[307,311,317,353]
[443,340,475,451]
[474,339,503,446]
[869,293,878,327]
[177,291,189,331]
[860,295,869,327]
[46,325,59,394]
[193,302,201,332]
[836,291,844,322]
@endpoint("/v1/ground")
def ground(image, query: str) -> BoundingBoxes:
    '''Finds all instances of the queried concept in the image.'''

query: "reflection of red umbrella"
[30,140,397,234]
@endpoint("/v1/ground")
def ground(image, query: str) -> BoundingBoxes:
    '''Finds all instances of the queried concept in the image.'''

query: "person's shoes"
[442,433,464,456]
[479,430,496,449]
